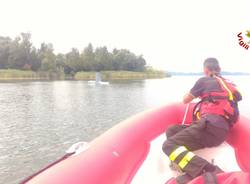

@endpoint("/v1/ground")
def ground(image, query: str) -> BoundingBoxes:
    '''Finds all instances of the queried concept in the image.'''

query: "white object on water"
[87,72,110,85]
[87,81,110,85]
[95,72,101,83]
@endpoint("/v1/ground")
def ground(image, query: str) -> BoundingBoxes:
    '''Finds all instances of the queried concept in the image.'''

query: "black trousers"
[162,118,228,178]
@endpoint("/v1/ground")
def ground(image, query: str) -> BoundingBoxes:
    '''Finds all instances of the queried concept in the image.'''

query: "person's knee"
[165,125,181,138]
[162,139,175,155]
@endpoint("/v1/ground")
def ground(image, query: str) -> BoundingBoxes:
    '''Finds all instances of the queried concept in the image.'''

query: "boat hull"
[24,103,250,184]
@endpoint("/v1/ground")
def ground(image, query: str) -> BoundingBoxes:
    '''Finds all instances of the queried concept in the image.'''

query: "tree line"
[0,33,146,74]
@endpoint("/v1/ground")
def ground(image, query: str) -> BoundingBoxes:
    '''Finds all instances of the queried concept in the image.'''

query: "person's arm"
[183,77,204,104]
[183,93,195,104]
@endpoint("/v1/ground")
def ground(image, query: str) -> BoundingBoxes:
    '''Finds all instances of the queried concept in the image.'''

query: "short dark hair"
[203,58,221,74]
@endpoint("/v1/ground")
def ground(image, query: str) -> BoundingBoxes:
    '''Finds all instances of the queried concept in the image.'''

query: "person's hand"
[183,93,195,104]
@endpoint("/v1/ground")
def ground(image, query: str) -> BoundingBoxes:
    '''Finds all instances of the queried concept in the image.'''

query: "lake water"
[0,76,250,184]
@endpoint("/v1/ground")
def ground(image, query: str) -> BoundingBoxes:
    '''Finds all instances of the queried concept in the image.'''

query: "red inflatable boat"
[22,103,250,184]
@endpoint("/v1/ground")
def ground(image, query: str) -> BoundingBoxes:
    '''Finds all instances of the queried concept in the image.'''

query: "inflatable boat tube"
[22,103,250,184]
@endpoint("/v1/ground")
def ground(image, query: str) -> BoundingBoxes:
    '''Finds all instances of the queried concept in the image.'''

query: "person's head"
[203,58,221,77]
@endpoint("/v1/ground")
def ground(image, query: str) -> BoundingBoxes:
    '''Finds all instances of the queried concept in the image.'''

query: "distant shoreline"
[75,71,167,80]
[0,69,168,81]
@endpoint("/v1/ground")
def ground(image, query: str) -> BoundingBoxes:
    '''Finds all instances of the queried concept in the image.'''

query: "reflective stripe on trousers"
[169,146,195,169]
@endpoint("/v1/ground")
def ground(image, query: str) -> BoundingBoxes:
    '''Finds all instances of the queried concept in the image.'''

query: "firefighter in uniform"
[162,58,242,184]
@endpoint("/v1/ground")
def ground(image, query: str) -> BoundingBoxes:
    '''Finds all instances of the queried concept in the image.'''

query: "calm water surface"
[0,76,250,184]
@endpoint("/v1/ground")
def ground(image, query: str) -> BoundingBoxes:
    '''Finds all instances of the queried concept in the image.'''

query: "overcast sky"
[0,0,249,72]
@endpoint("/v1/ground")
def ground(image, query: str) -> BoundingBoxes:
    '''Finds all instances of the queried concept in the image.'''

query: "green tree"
[112,49,146,71]
[0,36,11,68]
[0,33,147,73]
[94,46,112,71]
[112,49,123,70]
[65,48,81,73]
[20,32,33,68]
[8,33,30,69]
[8,36,23,69]
[38,43,56,71]
[80,43,95,71]
[6,33,41,70]
[56,53,66,71]
[29,47,41,71]
[134,55,146,71]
